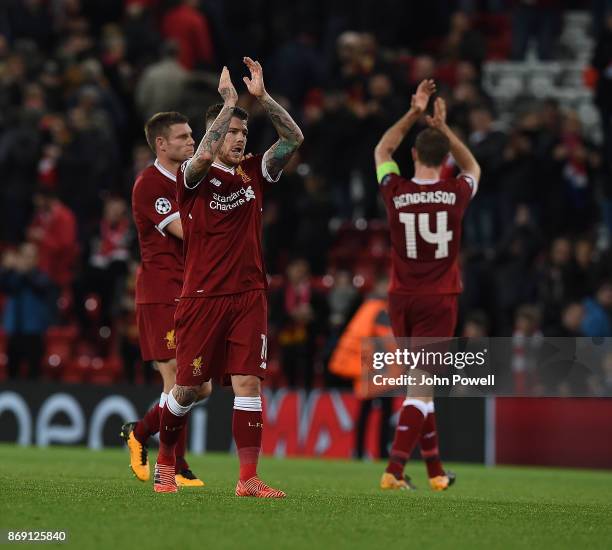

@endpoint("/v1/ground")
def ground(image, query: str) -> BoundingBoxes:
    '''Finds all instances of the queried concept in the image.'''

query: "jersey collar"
[412,177,440,185]
[212,161,235,175]
[154,159,177,182]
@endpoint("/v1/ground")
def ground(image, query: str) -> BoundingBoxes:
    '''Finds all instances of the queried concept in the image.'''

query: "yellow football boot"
[175,469,205,487]
[380,472,417,490]
[120,422,150,481]
[429,471,456,491]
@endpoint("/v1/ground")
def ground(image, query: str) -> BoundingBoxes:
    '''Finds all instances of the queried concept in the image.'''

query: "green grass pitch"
[1,444,611,549]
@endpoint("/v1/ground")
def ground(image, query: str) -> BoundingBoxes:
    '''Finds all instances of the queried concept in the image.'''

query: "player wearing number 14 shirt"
[374,80,481,493]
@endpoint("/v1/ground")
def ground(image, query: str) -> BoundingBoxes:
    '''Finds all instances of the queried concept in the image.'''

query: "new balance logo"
[245,186,256,202]
[210,177,222,187]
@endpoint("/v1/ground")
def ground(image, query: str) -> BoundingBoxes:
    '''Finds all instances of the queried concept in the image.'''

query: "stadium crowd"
[1,0,612,392]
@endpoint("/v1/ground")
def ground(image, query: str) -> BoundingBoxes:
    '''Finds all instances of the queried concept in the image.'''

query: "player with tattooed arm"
[153,60,303,496]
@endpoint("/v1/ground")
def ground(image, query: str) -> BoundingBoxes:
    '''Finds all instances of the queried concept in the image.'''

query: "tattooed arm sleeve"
[184,106,234,188]
[259,94,304,182]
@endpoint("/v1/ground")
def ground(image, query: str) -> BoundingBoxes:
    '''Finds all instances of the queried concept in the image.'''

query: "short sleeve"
[457,173,478,200]
[180,159,204,191]
[260,153,282,183]
[378,172,401,200]
[134,179,180,236]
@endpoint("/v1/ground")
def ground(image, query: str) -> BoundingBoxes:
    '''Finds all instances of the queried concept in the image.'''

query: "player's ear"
[411,147,417,163]
[156,135,165,152]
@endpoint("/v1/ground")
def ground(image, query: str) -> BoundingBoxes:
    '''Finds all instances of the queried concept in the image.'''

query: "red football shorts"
[388,293,458,338]
[136,303,178,362]
[174,289,268,386]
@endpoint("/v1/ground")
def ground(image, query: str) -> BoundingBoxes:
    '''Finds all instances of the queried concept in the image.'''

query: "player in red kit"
[153,60,303,496]
[375,81,481,491]
[121,112,211,487]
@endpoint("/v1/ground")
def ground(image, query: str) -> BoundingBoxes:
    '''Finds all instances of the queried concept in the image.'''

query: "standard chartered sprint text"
[210,186,255,211]
[372,349,487,370]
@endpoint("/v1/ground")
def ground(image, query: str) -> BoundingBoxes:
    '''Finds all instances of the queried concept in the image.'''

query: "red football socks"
[158,400,189,466]
[233,402,263,481]
[174,421,189,473]
[420,407,445,478]
[385,400,427,479]
[134,403,161,444]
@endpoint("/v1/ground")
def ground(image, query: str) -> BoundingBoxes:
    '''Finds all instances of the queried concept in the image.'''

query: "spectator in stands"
[581,281,612,337]
[52,101,120,226]
[328,31,364,89]
[511,0,562,60]
[27,187,79,298]
[6,0,53,51]
[270,258,327,390]
[538,237,577,331]
[327,270,360,339]
[267,28,323,109]
[357,72,408,217]
[161,0,215,71]
[573,238,598,299]
[461,310,490,337]
[440,12,487,70]
[303,89,359,220]
[74,195,133,355]
[552,111,600,235]
[465,104,507,250]
[511,304,543,394]
[499,129,538,226]
[548,302,585,337]
[122,1,161,68]
[493,205,541,333]
[135,41,188,121]
[292,172,335,273]
[1,243,52,379]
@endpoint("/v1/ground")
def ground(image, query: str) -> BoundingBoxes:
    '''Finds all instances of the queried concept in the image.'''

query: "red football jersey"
[176,154,278,297]
[132,159,184,304]
[379,173,477,295]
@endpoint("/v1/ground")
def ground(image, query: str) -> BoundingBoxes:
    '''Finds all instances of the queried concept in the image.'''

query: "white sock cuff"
[234,396,262,412]
[167,390,193,417]
[159,392,168,408]
[426,401,435,414]
[402,398,429,418]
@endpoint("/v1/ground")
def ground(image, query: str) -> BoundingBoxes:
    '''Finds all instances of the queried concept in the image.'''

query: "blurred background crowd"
[1,0,612,394]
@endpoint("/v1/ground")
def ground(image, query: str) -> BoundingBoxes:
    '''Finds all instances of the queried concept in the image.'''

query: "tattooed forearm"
[259,93,303,143]
[185,106,234,186]
[264,140,298,181]
[259,93,304,179]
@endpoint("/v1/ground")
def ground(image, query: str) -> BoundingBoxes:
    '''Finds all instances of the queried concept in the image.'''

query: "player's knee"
[196,381,212,401]
[232,374,261,397]
[172,384,199,407]
[156,359,177,376]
